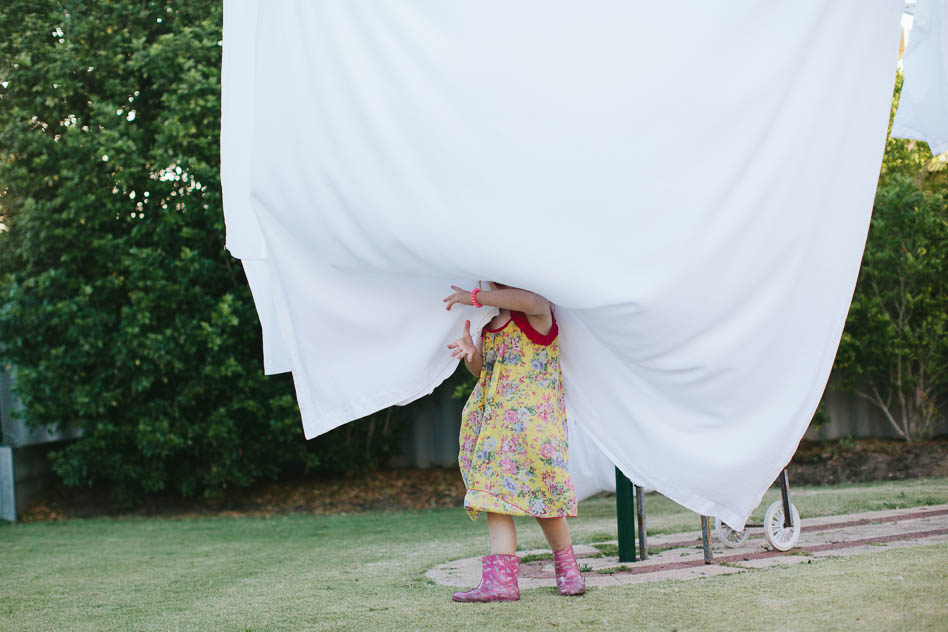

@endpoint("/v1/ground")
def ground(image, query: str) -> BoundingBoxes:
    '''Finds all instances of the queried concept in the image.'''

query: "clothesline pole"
[636,485,649,561]
[615,467,637,563]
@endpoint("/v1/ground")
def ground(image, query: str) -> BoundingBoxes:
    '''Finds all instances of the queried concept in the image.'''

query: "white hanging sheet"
[220,1,921,530]
[892,0,948,155]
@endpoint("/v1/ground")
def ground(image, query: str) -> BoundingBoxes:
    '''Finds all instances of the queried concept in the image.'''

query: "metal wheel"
[714,517,750,548]
[763,500,800,551]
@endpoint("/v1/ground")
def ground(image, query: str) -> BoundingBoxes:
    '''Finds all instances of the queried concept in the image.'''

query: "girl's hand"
[443,285,473,311]
[447,320,477,362]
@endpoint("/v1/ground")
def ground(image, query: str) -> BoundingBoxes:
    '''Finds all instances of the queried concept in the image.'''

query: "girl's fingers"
[464,319,471,334]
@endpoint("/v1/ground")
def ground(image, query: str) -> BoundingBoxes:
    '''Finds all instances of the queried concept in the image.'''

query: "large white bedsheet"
[220,1,941,530]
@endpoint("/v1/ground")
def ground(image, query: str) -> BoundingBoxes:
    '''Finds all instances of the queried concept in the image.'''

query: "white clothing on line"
[220,0,941,530]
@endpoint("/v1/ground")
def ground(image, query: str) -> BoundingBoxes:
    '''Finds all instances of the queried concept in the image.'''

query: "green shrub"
[0,1,403,506]
[829,73,948,441]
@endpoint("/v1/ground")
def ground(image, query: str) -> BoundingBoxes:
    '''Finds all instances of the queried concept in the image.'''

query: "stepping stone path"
[427,504,948,589]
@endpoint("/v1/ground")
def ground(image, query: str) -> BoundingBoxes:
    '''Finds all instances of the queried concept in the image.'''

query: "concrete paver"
[426,504,948,590]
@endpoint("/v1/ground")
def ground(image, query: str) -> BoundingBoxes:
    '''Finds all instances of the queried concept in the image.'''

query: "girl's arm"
[443,285,550,316]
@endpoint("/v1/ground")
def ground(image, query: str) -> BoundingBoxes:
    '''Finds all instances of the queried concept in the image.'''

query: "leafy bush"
[0,1,403,506]
[830,72,948,441]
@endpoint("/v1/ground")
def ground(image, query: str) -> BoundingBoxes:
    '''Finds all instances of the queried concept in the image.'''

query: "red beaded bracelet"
[471,287,483,308]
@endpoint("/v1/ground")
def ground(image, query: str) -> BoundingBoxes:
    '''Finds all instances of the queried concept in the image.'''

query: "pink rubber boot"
[553,545,586,596]
[452,553,520,602]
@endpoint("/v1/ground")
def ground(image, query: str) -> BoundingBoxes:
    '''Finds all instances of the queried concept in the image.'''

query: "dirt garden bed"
[17,436,948,522]
[788,436,948,485]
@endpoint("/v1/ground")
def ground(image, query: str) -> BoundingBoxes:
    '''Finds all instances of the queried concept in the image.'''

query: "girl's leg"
[486,512,517,555]
[535,516,572,551]
[537,517,586,595]
[453,512,521,602]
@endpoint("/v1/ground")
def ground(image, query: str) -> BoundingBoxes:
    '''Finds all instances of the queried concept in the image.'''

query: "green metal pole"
[615,466,637,563]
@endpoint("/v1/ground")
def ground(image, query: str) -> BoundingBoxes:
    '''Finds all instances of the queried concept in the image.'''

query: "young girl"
[443,282,585,602]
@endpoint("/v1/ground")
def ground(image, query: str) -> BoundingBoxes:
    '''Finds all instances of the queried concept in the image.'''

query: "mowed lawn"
[1,478,947,632]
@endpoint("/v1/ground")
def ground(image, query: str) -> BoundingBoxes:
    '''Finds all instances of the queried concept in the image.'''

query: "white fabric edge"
[221,0,267,260]
[889,122,948,154]
[258,258,500,439]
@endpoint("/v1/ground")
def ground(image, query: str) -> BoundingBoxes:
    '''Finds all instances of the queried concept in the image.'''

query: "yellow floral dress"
[458,309,577,520]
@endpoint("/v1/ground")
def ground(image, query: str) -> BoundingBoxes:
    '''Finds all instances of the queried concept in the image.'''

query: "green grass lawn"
[2,477,947,631]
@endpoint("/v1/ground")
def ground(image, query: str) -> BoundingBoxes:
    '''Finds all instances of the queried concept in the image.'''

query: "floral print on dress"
[459,310,577,520]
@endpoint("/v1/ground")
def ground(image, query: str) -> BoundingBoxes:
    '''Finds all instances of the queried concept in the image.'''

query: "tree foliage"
[0,1,401,505]
[831,72,948,441]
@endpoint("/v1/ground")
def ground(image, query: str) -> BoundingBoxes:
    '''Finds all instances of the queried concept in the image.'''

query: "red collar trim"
[510,310,557,346]
[483,317,513,334]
